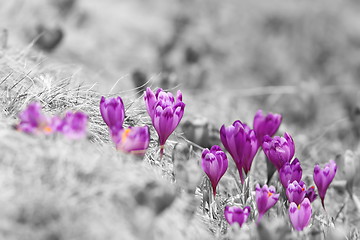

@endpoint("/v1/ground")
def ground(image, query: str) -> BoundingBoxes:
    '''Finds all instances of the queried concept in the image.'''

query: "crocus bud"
[313,160,337,208]
[255,184,280,223]
[17,102,53,134]
[305,186,317,203]
[289,198,312,231]
[262,132,295,170]
[286,180,306,205]
[100,96,125,132]
[279,158,302,189]
[253,110,282,145]
[144,88,185,147]
[224,206,251,227]
[201,145,228,196]
[111,126,150,155]
[220,120,258,183]
[60,111,88,139]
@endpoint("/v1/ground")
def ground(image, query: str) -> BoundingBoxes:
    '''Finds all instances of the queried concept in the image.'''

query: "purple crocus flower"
[100,96,125,132]
[201,145,228,196]
[253,109,282,145]
[305,186,317,203]
[255,184,280,223]
[224,206,251,227]
[220,120,258,183]
[262,132,295,170]
[279,158,302,189]
[313,160,337,208]
[17,102,53,134]
[60,111,88,139]
[144,87,185,147]
[289,198,312,231]
[286,180,306,205]
[111,126,150,155]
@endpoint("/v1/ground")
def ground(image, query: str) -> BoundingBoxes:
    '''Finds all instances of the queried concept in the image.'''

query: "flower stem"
[256,213,263,225]
[159,145,164,160]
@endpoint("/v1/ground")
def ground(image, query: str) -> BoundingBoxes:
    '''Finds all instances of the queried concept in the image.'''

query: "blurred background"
[2,0,360,163]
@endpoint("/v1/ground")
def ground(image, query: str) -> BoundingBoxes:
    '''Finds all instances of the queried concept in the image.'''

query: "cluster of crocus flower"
[99,88,184,156]
[18,96,337,234]
[252,124,313,230]
[200,110,338,232]
[253,110,282,181]
[223,183,281,227]
[144,87,185,152]
[261,132,313,231]
[219,111,282,185]
[100,96,150,155]
[17,102,88,139]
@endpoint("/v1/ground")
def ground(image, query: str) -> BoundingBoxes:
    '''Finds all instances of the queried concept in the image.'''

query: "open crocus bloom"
[100,96,125,132]
[144,87,185,147]
[289,198,312,231]
[253,109,282,145]
[286,180,306,205]
[255,184,280,223]
[313,160,337,208]
[201,145,228,196]
[59,111,88,139]
[17,102,53,134]
[111,126,150,155]
[262,132,295,170]
[220,120,258,183]
[224,206,251,227]
[279,158,302,189]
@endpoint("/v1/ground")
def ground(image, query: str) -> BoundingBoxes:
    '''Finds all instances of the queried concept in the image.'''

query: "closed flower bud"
[253,109,282,145]
[313,160,337,208]
[201,145,228,197]
[100,96,125,132]
[220,120,258,183]
[279,158,302,189]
